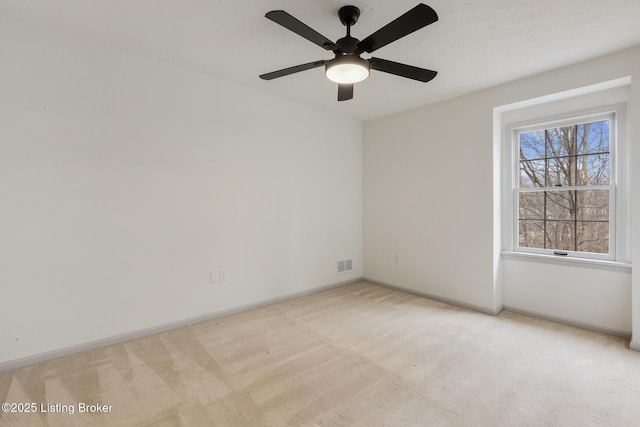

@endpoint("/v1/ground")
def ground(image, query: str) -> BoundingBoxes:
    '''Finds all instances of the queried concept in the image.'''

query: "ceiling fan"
[259,3,438,101]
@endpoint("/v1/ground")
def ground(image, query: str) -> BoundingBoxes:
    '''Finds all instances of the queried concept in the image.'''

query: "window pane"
[576,153,610,185]
[519,220,544,248]
[520,130,545,161]
[517,189,610,252]
[546,126,574,158]
[519,192,544,219]
[577,221,609,254]
[545,221,575,251]
[546,157,573,187]
[546,191,574,220]
[519,159,545,187]
[577,120,609,155]
[576,189,609,221]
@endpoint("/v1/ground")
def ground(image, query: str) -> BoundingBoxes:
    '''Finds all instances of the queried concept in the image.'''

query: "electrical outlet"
[220,269,228,282]
[210,270,220,284]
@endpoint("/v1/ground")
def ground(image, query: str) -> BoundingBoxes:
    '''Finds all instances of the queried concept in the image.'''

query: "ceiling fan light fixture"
[325,55,370,84]
[261,4,439,100]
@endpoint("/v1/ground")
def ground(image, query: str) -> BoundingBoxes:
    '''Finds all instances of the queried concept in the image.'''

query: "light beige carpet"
[1,282,639,426]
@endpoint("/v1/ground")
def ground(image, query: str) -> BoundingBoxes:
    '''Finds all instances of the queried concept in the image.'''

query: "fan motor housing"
[336,36,359,53]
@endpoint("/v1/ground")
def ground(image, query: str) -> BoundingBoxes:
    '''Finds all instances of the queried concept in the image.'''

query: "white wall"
[502,259,631,334]
[0,17,363,366]
[364,46,640,337]
[363,94,496,312]
[631,59,640,350]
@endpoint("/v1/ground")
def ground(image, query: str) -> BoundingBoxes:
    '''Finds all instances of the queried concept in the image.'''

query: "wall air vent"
[337,259,353,273]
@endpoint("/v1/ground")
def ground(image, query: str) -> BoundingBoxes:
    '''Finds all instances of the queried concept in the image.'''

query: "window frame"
[509,103,626,262]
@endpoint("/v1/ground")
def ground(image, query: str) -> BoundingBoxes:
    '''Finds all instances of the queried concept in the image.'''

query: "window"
[512,106,624,261]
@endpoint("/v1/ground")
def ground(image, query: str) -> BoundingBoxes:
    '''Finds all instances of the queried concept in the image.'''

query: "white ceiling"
[3,0,640,121]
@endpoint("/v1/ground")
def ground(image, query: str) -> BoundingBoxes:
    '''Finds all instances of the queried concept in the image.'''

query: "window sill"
[501,251,631,272]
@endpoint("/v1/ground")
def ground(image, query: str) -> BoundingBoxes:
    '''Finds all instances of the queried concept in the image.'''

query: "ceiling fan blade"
[266,10,338,51]
[370,57,437,82]
[356,4,438,54]
[338,84,354,101]
[259,60,327,80]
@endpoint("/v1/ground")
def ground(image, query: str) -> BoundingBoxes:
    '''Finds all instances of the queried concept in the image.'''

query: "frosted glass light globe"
[325,56,370,84]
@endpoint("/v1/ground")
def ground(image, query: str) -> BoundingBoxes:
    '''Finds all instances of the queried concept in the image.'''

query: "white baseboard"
[503,305,632,339]
[364,278,634,342]
[0,277,363,373]
[364,277,503,315]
